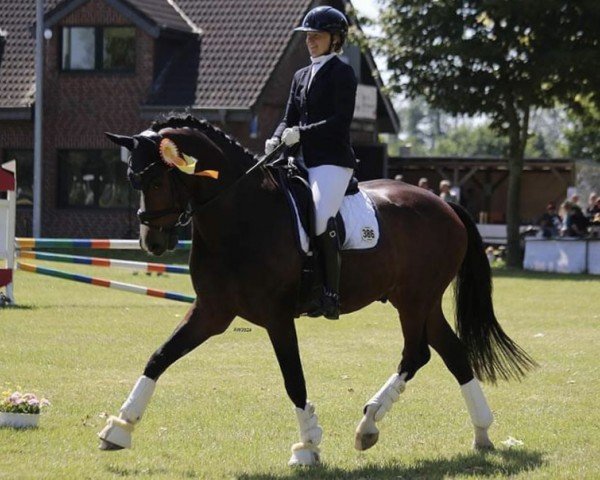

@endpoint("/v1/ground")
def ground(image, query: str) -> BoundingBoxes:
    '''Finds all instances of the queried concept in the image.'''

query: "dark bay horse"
[99,115,536,466]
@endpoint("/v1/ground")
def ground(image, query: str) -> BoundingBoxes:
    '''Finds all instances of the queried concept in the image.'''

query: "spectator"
[560,200,589,237]
[586,192,599,219]
[418,177,433,191]
[538,202,561,238]
[439,179,458,203]
[570,192,581,207]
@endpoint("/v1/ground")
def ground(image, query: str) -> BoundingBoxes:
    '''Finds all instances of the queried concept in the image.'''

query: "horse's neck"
[191,168,283,251]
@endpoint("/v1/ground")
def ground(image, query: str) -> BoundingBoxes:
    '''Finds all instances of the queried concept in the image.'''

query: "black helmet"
[294,6,349,46]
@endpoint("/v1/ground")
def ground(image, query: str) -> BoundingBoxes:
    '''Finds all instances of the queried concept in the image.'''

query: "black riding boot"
[316,217,341,320]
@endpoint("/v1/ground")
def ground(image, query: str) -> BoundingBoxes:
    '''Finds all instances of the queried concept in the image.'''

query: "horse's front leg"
[268,321,323,467]
[98,300,233,450]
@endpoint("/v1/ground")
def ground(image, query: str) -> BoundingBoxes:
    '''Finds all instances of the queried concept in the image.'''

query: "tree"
[565,97,600,161]
[431,124,506,157]
[376,0,600,267]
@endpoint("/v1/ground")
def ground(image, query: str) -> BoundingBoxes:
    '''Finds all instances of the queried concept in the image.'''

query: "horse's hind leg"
[355,298,432,451]
[426,304,494,450]
[98,300,233,450]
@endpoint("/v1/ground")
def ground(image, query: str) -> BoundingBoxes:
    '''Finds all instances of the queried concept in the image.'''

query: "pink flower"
[9,392,22,404]
[40,398,51,407]
[28,398,40,407]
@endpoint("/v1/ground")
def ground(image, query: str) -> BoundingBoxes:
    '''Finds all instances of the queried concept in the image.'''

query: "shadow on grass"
[236,448,545,480]
[492,268,598,282]
[0,304,37,310]
[105,464,197,478]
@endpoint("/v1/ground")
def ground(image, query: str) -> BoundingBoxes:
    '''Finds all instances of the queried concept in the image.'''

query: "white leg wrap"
[294,401,323,446]
[119,376,156,423]
[288,401,322,467]
[460,378,493,429]
[364,373,406,422]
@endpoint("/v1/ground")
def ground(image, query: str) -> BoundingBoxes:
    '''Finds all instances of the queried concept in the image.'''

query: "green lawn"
[1,262,599,479]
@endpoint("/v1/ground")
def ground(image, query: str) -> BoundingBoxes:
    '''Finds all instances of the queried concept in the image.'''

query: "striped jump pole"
[17,261,195,304]
[19,250,189,275]
[16,238,192,250]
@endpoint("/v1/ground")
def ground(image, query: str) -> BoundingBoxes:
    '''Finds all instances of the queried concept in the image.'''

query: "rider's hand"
[282,127,300,147]
[264,137,280,155]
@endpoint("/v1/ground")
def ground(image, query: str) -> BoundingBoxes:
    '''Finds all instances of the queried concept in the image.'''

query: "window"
[58,150,133,208]
[61,26,135,72]
[3,149,33,206]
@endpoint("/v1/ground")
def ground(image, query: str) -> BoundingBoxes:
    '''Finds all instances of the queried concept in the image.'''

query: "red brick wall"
[36,0,154,238]
[0,0,155,238]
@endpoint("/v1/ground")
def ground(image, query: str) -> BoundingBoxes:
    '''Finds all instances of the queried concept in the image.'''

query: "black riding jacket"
[274,55,357,169]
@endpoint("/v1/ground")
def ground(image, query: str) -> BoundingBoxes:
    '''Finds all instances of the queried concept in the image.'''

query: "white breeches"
[308,165,354,235]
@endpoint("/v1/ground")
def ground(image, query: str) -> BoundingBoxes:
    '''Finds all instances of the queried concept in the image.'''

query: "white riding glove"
[265,137,280,155]
[282,127,300,146]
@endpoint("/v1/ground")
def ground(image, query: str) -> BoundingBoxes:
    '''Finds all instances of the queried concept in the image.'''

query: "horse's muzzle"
[139,226,177,256]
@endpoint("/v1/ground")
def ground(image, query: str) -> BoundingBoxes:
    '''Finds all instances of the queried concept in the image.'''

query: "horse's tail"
[449,203,537,384]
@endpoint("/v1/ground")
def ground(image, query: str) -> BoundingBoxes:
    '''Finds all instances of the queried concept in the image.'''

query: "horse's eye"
[151,180,162,190]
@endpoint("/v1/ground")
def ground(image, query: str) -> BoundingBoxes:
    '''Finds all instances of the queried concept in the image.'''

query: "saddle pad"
[292,188,380,253]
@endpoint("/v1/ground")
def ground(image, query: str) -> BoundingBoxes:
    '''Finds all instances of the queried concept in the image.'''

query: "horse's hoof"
[288,447,320,467]
[99,439,125,451]
[473,439,495,451]
[473,427,495,451]
[354,431,379,451]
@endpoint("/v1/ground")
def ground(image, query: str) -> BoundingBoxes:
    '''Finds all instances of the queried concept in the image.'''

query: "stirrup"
[304,289,339,320]
[316,289,340,320]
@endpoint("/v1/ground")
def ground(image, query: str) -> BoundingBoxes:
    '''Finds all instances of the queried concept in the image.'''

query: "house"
[0,0,399,238]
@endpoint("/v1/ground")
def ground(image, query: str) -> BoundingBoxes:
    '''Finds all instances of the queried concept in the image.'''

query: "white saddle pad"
[292,188,380,253]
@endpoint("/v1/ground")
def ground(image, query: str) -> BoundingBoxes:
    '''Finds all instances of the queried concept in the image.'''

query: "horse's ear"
[105,132,136,151]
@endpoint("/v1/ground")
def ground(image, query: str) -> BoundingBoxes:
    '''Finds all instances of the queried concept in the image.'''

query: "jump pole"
[19,250,189,274]
[16,238,192,250]
[17,261,195,304]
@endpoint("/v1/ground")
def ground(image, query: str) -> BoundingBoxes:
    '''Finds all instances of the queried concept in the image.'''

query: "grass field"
[1,258,599,479]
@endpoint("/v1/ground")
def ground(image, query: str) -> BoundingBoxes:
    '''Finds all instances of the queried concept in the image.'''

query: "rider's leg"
[307,165,353,320]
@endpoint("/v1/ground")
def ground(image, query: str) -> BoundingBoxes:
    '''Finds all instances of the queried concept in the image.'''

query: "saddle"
[267,157,360,317]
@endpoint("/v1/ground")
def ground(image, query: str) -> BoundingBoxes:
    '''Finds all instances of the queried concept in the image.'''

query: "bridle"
[129,159,193,234]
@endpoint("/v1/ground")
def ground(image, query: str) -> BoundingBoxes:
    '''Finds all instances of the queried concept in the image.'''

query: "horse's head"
[106,127,224,256]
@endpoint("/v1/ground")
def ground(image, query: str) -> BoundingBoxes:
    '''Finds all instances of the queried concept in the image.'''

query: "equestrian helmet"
[294,6,349,45]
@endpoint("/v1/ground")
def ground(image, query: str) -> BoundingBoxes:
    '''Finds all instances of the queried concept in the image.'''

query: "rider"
[265,6,357,320]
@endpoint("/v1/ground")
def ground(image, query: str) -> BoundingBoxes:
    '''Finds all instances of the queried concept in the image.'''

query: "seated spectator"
[538,202,561,238]
[439,179,458,203]
[560,201,589,237]
[418,177,433,191]
[586,192,599,219]
[570,192,581,207]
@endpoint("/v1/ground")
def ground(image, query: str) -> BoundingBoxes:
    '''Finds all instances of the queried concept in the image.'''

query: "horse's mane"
[151,114,258,164]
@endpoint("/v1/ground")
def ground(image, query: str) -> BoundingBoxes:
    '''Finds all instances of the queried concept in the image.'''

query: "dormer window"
[61,26,135,72]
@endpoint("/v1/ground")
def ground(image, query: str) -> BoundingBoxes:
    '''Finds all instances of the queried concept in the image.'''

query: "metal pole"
[33,0,44,237]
